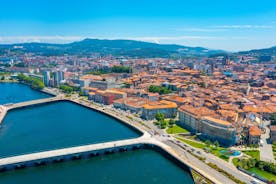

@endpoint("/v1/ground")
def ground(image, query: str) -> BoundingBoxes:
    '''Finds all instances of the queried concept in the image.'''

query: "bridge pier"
[53,157,64,163]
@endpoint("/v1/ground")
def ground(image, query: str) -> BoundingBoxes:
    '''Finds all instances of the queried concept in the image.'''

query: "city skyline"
[0,0,276,51]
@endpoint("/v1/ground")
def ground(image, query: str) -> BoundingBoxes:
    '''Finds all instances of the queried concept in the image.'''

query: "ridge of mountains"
[0,38,275,58]
[0,39,225,57]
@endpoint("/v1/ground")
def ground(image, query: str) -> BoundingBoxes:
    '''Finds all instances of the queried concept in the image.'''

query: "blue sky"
[0,0,276,51]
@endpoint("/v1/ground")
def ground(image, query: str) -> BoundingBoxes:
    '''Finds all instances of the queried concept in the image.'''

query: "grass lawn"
[176,136,229,161]
[232,158,239,166]
[248,167,276,181]
[210,148,229,161]
[176,137,206,149]
[166,125,189,134]
[242,150,260,160]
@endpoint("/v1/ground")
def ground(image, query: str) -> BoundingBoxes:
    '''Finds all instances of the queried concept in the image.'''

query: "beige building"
[178,105,237,146]
[114,97,148,114]
[141,100,177,120]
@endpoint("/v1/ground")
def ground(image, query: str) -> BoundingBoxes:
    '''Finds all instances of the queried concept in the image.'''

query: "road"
[260,121,275,163]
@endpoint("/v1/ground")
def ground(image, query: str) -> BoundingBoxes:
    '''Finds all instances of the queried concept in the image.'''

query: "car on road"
[250,179,259,184]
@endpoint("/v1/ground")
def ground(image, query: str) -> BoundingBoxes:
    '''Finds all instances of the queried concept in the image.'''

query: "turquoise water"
[220,149,241,156]
[0,149,194,184]
[0,83,51,104]
[0,101,140,157]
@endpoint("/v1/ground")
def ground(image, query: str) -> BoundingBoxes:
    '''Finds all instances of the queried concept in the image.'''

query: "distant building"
[141,100,177,120]
[43,70,51,87]
[90,80,122,90]
[267,70,276,80]
[233,65,245,72]
[162,95,188,107]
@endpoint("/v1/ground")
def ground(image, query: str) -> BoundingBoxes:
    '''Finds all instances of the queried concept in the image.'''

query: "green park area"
[176,137,206,149]
[166,125,189,134]
[232,149,276,182]
[249,167,276,181]
[176,136,229,161]
[242,150,260,160]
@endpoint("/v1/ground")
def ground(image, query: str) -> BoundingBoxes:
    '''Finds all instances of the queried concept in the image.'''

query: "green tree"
[248,159,257,168]
[155,112,165,122]
[169,119,175,126]
[214,141,220,148]
[205,140,211,147]
[148,85,172,95]
[160,120,166,129]
[17,73,45,90]
[59,85,77,94]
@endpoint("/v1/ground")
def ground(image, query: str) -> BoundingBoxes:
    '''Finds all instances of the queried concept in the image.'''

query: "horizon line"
[0,36,275,52]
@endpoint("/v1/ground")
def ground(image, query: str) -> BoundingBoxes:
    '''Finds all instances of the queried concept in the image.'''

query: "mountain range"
[238,46,276,56]
[0,39,275,58]
[0,39,225,58]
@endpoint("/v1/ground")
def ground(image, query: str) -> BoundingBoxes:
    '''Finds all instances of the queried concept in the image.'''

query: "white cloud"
[173,27,227,32]
[0,36,84,44]
[213,25,272,29]
[127,36,221,42]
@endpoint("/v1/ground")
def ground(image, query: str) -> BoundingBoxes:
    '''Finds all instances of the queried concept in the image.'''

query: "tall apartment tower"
[54,70,64,87]
[43,70,51,87]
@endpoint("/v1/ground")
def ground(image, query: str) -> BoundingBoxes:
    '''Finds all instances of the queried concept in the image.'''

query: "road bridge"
[5,96,63,111]
[0,134,151,171]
